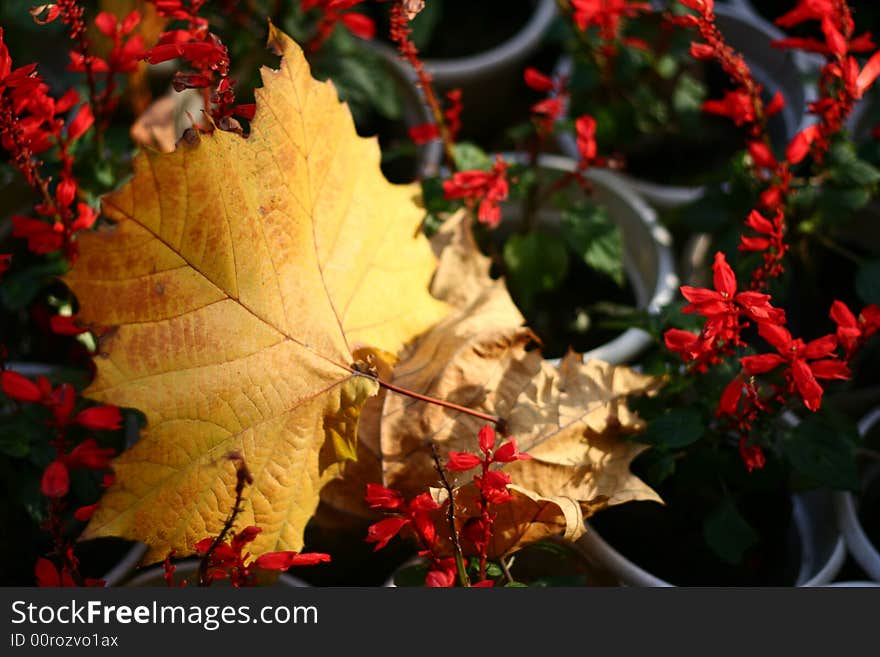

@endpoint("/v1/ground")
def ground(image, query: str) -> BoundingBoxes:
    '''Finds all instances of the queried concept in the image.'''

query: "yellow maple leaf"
[65,25,448,564]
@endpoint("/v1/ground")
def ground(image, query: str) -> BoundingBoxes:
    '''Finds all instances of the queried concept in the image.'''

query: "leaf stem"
[356,371,503,427]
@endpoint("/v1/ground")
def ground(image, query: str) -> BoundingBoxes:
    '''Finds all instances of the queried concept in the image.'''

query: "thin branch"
[431,443,470,588]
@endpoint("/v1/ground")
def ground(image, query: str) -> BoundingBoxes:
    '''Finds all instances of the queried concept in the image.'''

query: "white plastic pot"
[575,490,846,586]
[834,408,880,582]
[124,559,309,587]
[557,2,814,209]
[500,153,679,365]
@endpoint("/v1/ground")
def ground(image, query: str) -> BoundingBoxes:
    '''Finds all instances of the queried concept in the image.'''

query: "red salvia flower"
[830,300,880,358]
[442,156,509,228]
[575,114,599,169]
[681,251,785,339]
[738,437,766,473]
[740,323,849,411]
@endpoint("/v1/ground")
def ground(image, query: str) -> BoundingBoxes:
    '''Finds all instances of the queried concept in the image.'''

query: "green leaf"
[703,497,759,565]
[642,409,704,449]
[393,562,430,587]
[407,0,442,50]
[782,413,859,490]
[0,413,36,459]
[452,142,492,172]
[561,204,624,285]
[833,158,880,187]
[672,72,706,118]
[485,562,503,578]
[503,231,570,312]
[0,257,69,311]
[856,259,880,305]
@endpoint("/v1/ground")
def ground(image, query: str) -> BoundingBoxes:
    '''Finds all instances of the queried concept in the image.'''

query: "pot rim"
[833,407,880,581]
[574,491,847,586]
[422,0,557,83]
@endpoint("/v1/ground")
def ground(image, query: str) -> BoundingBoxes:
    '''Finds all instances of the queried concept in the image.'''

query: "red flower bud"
[75,405,122,431]
[41,460,70,498]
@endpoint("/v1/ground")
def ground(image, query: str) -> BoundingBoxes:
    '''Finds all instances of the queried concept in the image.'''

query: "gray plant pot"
[834,408,880,582]
[423,0,557,88]
[500,153,679,365]
[557,2,814,209]
[414,0,556,138]
[574,490,846,586]
[124,559,309,587]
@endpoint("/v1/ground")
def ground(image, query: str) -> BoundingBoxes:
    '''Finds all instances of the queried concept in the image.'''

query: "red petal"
[339,13,375,40]
[75,405,122,431]
[364,483,404,510]
[74,503,98,522]
[744,209,775,235]
[365,517,409,551]
[35,558,61,586]
[408,123,440,145]
[51,315,87,335]
[717,377,743,417]
[94,11,118,37]
[739,236,772,251]
[830,300,857,329]
[493,438,530,463]
[803,334,838,360]
[478,425,496,453]
[786,124,820,165]
[1,370,43,403]
[712,251,737,297]
[523,67,554,92]
[67,104,94,141]
[758,321,793,353]
[740,353,787,375]
[446,451,482,471]
[254,551,331,570]
[765,91,786,117]
[809,359,850,381]
[67,438,115,470]
[792,358,824,411]
[858,51,880,97]
[747,142,776,169]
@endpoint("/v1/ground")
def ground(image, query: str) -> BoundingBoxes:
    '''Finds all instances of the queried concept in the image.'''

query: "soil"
[371,0,537,60]
[589,481,799,586]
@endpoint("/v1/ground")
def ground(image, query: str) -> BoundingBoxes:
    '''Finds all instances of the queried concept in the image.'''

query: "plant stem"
[431,443,470,588]
[809,232,865,266]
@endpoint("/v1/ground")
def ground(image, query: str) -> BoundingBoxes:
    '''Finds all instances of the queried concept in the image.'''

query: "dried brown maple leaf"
[64,26,449,563]
[380,214,663,547]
